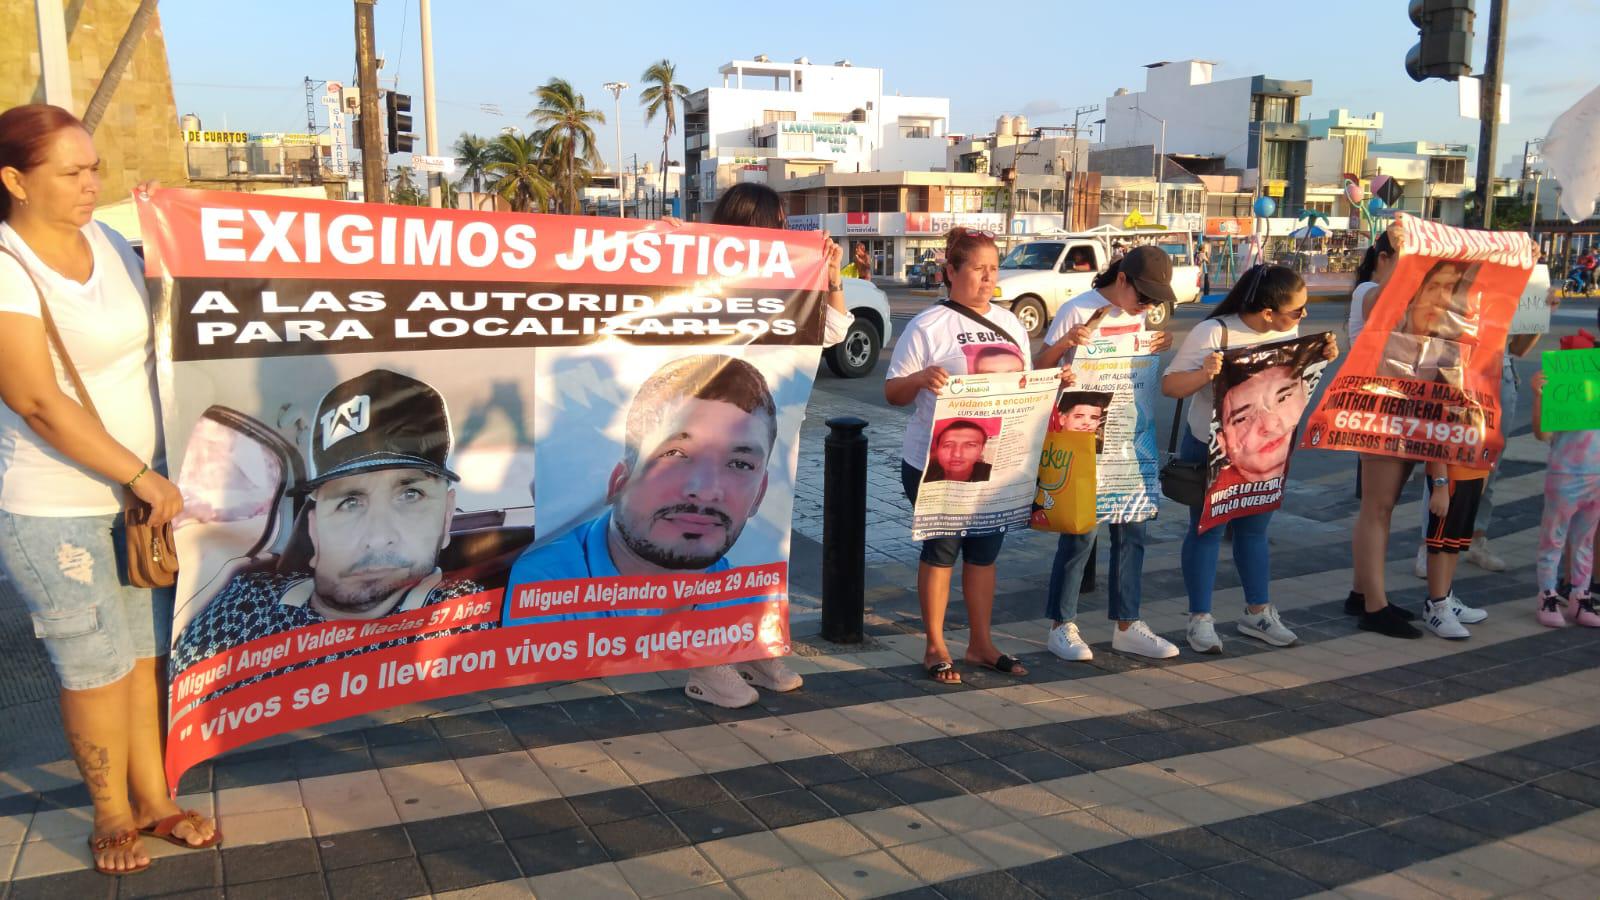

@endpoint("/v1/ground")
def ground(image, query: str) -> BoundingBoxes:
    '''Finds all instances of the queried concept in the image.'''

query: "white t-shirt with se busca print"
[886,302,1032,467]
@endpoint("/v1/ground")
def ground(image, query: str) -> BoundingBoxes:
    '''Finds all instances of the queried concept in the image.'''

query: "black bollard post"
[821,416,868,644]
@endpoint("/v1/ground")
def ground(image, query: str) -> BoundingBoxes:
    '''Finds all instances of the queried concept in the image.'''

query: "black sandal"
[926,661,962,685]
[976,654,1027,676]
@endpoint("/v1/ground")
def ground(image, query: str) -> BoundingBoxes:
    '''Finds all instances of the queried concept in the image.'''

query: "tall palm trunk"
[659,138,670,217]
[82,0,160,133]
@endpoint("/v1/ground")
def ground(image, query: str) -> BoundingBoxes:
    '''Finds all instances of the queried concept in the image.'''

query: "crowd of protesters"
[1,100,1593,883]
[892,216,1595,685]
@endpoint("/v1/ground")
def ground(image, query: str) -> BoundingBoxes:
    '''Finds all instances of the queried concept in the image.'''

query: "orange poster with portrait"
[1300,214,1536,467]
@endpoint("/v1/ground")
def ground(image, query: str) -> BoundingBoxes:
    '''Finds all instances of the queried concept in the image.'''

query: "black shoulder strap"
[1167,318,1230,453]
[938,299,1022,351]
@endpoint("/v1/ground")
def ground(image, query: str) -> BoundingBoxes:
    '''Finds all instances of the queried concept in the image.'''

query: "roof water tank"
[1013,115,1030,136]
[849,108,867,122]
[1114,88,1130,97]
[181,113,201,133]
[997,115,1015,137]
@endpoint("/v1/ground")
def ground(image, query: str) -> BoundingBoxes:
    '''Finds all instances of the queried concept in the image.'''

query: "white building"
[1366,141,1471,224]
[681,57,950,220]
[1102,60,1312,217]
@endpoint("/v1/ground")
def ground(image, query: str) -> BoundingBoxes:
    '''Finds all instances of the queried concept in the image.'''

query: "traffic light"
[1406,0,1474,82]
[385,92,414,154]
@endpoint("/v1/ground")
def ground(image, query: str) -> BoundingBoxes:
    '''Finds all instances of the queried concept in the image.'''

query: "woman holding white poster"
[1162,265,1338,654]
[1034,247,1177,663]
[886,227,1045,684]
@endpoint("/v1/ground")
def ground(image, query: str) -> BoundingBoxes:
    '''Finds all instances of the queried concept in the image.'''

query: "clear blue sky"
[160,0,1591,177]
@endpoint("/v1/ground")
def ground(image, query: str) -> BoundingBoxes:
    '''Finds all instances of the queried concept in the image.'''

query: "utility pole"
[354,0,386,203]
[419,0,441,207]
[1064,103,1099,230]
[1473,0,1507,228]
[34,0,72,108]
[1155,118,1167,225]
[603,81,629,217]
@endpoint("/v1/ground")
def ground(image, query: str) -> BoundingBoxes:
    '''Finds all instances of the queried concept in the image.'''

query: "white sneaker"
[1187,614,1223,654]
[1111,620,1179,659]
[1445,591,1487,625]
[1047,621,1094,661]
[734,657,803,692]
[1464,536,1507,572]
[1238,605,1299,647]
[1413,546,1428,579]
[685,665,759,708]
[1423,598,1471,640]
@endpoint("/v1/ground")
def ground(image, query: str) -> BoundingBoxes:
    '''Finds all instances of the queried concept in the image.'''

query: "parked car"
[993,231,1203,335]
[824,276,893,378]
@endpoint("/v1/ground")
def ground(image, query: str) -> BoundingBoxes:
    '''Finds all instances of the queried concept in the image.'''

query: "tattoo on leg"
[68,732,115,805]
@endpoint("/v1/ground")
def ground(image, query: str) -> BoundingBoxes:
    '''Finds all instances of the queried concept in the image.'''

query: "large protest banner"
[1199,333,1333,534]
[910,370,1061,541]
[1301,214,1535,467]
[139,189,826,786]
[1069,332,1161,523]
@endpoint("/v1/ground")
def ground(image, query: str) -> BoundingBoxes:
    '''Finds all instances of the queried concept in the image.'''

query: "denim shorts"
[0,510,172,691]
[900,462,1005,567]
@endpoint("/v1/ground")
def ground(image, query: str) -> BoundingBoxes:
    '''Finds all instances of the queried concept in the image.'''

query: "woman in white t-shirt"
[1162,265,1339,654]
[885,227,1047,685]
[1346,228,1397,346]
[0,105,217,875]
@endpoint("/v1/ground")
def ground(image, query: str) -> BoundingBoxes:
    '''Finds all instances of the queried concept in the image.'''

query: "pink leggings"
[1538,473,1600,593]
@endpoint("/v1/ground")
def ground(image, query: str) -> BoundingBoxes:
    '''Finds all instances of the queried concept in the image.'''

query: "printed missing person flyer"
[1199,333,1333,534]
[139,189,827,787]
[910,369,1062,541]
[1302,213,1536,467]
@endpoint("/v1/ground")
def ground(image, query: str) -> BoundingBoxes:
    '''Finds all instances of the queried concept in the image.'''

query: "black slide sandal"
[926,661,962,685]
[978,653,1027,675]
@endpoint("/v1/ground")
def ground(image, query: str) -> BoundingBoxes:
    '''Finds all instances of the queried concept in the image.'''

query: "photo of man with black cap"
[171,369,486,676]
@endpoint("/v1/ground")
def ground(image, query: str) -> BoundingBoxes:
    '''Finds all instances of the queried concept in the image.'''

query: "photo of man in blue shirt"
[507,354,778,615]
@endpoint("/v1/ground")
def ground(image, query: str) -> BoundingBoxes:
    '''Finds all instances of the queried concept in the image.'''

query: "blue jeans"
[0,510,172,690]
[1179,430,1273,615]
[1045,520,1147,623]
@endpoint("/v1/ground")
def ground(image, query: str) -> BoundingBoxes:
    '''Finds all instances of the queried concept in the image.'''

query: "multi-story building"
[680,57,950,220]
[1366,141,1471,223]
[1101,60,1313,218]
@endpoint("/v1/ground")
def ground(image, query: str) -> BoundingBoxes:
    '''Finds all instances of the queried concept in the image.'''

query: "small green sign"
[1540,348,1600,432]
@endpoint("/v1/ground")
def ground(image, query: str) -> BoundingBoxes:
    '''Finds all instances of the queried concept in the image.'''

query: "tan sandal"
[89,828,150,875]
[139,810,222,850]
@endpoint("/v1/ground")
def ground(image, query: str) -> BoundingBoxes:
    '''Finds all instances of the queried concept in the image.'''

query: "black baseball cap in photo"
[1121,245,1177,304]
[306,369,458,488]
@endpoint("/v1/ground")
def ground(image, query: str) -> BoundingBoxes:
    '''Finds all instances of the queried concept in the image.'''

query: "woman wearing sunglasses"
[1161,265,1337,653]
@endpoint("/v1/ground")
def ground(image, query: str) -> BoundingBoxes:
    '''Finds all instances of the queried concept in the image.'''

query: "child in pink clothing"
[1531,370,1600,627]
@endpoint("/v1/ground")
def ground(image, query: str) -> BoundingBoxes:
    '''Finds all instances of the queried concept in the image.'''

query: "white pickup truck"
[994,232,1203,336]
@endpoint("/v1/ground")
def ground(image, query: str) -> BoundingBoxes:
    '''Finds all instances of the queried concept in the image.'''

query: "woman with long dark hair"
[0,104,220,874]
[1161,265,1339,653]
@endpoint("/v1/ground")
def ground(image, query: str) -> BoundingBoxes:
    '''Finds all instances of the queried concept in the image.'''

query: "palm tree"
[82,0,159,133]
[529,78,604,214]
[485,132,553,213]
[389,166,425,205]
[453,133,496,207]
[639,59,688,216]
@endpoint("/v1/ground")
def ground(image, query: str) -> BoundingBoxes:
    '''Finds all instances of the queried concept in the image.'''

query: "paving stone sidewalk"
[3,372,1598,899]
